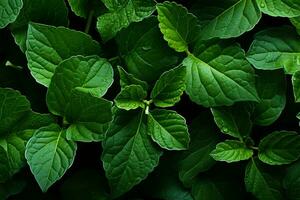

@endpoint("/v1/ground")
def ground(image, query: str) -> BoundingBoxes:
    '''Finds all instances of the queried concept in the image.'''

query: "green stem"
[249,146,259,151]
[108,56,120,62]
[85,10,94,33]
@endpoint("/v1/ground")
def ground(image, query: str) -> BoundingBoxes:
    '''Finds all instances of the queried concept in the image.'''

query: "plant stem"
[108,56,120,62]
[85,10,94,33]
[249,146,259,151]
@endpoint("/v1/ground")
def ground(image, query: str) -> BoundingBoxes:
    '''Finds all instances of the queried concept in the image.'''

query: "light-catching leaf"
[102,109,162,198]
[247,26,300,74]
[151,65,186,108]
[156,1,200,52]
[26,23,102,87]
[147,109,190,150]
[210,140,253,163]
[47,55,113,116]
[257,0,300,17]
[25,124,77,192]
[0,0,23,28]
[258,131,300,165]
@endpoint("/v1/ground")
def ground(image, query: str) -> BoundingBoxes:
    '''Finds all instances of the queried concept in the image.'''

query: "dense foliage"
[1,0,300,199]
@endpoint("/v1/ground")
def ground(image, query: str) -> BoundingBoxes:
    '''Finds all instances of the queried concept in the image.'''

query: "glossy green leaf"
[102,109,162,198]
[0,0,23,28]
[65,90,113,142]
[147,109,190,150]
[247,26,300,74]
[26,23,102,87]
[47,55,113,116]
[156,1,200,52]
[210,140,253,163]
[25,124,77,192]
[257,0,300,17]
[116,17,179,83]
[117,66,148,90]
[68,0,104,18]
[151,65,186,108]
[115,85,147,111]
[258,131,300,165]
[97,0,155,41]
[183,40,259,107]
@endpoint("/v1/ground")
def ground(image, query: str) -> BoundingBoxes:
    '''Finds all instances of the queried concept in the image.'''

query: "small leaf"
[115,85,147,111]
[156,1,200,52]
[151,65,186,108]
[117,66,148,90]
[210,140,253,163]
[0,0,23,28]
[147,109,190,150]
[25,124,77,192]
[258,131,300,165]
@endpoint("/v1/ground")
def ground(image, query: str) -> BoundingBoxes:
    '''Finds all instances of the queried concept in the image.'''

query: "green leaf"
[291,16,300,35]
[147,109,190,150]
[25,124,77,192]
[283,161,300,200]
[245,159,283,200]
[68,0,105,18]
[115,85,147,111]
[210,140,253,163]
[183,40,259,107]
[0,88,31,136]
[26,23,102,87]
[47,55,113,116]
[10,0,69,52]
[102,109,162,198]
[196,0,261,40]
[65,90,113,142]
[247,26,300,74]
[97,0,155,41]
[0,0,23,28]
[258,131,300,165]
[151,65,186,108]
[257,0,300,17]
[293,70,300,102]
[117,66,148,90]
[211,103,253,139]
[116,17,180,83]
[253,70,286,126]
[156,1,200,52]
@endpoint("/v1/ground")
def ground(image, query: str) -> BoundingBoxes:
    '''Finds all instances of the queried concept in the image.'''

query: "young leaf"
[258,131,300,165]
[245,159,283,200]
[147,109,190,150]
[47,55,113,116]
[183,40,259,107]
[253,70,286,126]
[156,1,200,52]
[197,0,261,40]
[116,17,179,83]
[102,109,162,198]
[117,66,148,90]
[26,23,102,87]
[115,85,147,111]
[211,103,253,139]
[247,26,300,74]
[65,90,113,142]
[68,0,105,18]
[25,124,77,192]
[97,0,155,41]
[0,0,23,28]
[151,65,186,108]
[210,140,253,163]
[257,0,300,17]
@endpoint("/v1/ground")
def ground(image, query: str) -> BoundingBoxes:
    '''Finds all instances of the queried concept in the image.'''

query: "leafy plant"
[1,0,300,199]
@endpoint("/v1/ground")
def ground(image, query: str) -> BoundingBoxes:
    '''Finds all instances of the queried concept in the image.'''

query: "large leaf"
[283,161,300,200]
[147,109,190,150]
[10,0,68,52]
[247,26,300,74]
[65,90,113,142]
[0,0,23,28]
[183,40,259,107]
[156,1,200,52]
[26,23,102,87]
[97,0,155,41]
[25,124,77,192]
[151,65,186,108]
[244,159,283,200]
[47,55,113,116]
[116,17,179,83]
[210,140,253,163]
[194,0,261,40]
[258,131,300,165]
[253,70,286,126]
[102,109,162,197]
[257,0,300,17]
